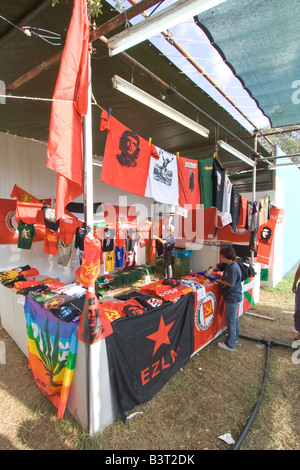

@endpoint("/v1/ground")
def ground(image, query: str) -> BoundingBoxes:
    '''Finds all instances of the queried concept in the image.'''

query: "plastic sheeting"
[196,0,300,128]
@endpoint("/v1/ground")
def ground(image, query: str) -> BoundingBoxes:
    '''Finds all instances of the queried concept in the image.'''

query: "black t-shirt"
[212,159,225,211]
[230,185,241,231]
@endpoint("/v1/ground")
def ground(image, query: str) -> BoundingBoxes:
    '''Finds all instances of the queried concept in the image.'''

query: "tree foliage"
[52,0,104,17]
[259,126,300,162]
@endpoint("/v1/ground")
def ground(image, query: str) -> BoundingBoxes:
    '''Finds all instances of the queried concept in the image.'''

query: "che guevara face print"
[117,130,140,168]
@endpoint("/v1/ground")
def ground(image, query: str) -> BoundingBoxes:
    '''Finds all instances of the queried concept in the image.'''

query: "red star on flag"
[147,316,175,356]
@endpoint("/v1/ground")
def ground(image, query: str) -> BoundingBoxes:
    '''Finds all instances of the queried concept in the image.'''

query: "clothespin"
[148,137,152,146]
[107,108,112,119]
[176,152,179,159]
[213,152,216,159]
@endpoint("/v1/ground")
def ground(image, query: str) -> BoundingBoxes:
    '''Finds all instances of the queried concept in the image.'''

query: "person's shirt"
[216,260,242,304]
[165,233,175,252]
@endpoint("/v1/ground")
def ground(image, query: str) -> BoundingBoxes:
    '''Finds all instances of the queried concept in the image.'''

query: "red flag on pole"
[46,0,90,220]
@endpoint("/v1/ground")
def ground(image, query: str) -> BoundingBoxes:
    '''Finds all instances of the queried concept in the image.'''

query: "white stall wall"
[0,132,157,281]
[0,133,77,280]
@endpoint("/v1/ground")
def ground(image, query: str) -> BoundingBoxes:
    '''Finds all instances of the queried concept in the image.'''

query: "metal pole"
[82,50,94,437]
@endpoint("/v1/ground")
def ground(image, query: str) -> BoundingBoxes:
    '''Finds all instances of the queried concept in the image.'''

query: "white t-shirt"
[145,146,179,205]
[222,173,232,214]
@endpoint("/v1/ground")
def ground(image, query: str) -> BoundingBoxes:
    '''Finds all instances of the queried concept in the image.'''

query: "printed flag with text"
[106,293,194,421]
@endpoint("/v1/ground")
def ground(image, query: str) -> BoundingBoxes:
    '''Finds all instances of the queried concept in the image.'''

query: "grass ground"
[0,267,299,451]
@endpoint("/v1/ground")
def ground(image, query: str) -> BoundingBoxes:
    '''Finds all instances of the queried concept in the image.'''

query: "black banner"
[106,293,195,421]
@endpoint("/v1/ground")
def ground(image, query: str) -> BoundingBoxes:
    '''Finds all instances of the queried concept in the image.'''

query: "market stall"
[0,0,283,438]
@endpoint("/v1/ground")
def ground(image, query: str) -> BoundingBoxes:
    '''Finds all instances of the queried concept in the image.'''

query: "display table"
[0,284,118,433]
[0,275,256,434]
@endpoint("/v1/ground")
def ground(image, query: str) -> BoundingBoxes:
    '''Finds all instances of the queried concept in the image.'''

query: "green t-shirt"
[17,220,36,250]
[198,156,213,209]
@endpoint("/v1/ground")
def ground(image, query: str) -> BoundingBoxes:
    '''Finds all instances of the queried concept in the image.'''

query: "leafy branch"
[52,0,104,17]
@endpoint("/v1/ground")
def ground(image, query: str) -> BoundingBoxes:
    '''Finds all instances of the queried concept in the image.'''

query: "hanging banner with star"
[75,232,101,288]
[105,293,195,421]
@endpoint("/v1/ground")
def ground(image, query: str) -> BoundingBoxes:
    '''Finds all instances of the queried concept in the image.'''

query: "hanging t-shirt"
[57,240,73,266]
[126,228,138,252]
[237,195,248,229]
[230,185,241,231]
[59,214,78,245]
[115,227,127,249]
[43,205,60,231]
[115,245,125,268]
[44,228,59,255]
[145,146,179,205]
[137,222,151,248]
[124,251,136,269]
[105,251,114,272]
[245,201,253,231]
[100,109,159,196]
[264,193,271,220]
[17,220,36,250]
[222,173,232,215]
[103,228,115,252]
[212,159,225,211]
[178,156,201,209]
[251,201,260,232]
[198,156,213,209]
[11,184,43,224]
[259,198,267,227]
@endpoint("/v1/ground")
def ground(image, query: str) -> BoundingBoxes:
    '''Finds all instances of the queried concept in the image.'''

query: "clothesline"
[0,94,103,106]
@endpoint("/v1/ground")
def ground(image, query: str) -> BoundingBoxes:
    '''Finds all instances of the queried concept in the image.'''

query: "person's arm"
[292,264,300,294]
[153,235,166,244]
[215,278,233,287]
[205,264,218,276]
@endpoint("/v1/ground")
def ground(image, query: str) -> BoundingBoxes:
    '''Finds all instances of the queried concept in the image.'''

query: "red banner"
[0,198,50,244]
[193,282,226,354]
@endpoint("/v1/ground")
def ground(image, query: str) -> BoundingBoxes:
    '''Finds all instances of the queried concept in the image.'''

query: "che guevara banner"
[77,288,113,345]
[256,207,279,265]
[100,110,159,197]
[46,0,89,220]
[105,293,195,421]
[24,298,78,419]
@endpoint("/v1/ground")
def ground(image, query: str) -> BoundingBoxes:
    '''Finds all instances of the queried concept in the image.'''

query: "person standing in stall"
[206,246,242,351]
[292,263,300,340]
[154,224,175,279]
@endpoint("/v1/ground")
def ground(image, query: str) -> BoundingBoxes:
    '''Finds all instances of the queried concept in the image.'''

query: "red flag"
[46,0,90,220]
[10,184,43,224]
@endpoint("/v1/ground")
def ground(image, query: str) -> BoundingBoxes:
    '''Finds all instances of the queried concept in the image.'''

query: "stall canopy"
[195,0,300,128]
[0,0,276,193]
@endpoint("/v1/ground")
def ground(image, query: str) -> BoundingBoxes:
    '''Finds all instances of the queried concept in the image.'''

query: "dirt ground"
[0,271,299,451]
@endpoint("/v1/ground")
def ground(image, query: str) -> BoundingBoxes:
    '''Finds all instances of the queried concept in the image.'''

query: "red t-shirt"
[44,228,59,255]
[177,157,201,209]
[100,110,159,196]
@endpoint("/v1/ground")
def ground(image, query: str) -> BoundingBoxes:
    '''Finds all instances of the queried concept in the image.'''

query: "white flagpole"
[82,49,94,437]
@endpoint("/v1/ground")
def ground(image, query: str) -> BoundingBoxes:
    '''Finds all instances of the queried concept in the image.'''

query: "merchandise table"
[0,275,255,434]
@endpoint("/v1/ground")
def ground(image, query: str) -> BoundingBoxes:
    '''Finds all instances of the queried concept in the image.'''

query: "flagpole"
[83,48,94,438]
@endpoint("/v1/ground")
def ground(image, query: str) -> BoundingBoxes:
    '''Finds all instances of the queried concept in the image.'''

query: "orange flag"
[46,0,90,220]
